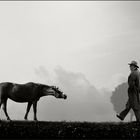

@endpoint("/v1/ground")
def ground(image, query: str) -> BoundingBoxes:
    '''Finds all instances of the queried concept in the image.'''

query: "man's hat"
[128,60,139,68]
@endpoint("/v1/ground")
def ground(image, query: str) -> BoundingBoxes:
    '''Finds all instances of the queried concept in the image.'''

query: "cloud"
[34,66,115,122]
[4,66,118,122]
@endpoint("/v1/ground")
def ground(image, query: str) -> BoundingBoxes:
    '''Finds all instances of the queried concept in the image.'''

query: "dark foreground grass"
[0,120,140,139]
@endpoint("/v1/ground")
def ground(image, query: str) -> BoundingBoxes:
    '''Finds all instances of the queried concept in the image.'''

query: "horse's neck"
[41,91,55,97]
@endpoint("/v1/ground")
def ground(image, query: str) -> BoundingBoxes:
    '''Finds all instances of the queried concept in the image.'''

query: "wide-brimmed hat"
[128,60,139,68]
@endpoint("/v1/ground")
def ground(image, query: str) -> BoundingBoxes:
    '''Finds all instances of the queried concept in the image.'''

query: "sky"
[0,1,140,122]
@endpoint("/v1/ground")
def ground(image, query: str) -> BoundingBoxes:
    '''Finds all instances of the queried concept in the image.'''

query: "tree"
[110,82,134,121]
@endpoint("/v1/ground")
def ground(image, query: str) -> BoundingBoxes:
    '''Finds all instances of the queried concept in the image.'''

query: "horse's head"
[50,86,67,99]
[47,86,67,99]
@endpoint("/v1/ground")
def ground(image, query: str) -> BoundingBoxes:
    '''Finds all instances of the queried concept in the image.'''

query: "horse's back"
[0,82,39,102]
[10,82,40,102]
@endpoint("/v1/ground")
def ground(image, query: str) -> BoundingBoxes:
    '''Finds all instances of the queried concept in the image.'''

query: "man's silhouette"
[116,60,140,122]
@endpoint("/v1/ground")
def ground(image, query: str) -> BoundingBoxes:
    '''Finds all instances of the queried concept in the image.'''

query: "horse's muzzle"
[63,94,67,99]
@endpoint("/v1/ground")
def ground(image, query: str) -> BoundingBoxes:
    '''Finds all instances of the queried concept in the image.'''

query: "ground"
[0,120,140,139]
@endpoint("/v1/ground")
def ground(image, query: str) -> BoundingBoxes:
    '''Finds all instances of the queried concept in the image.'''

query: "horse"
[0,82,67,121]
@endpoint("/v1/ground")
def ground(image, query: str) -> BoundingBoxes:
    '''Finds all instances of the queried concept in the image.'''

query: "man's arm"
[128,73,136,89]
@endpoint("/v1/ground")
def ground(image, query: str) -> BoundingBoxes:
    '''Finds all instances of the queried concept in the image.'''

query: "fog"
[0,1,139,122]
[3,66,115,122]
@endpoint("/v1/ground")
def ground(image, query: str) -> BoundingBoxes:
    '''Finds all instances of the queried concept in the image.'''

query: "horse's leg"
[2,100,10,120]
[0,101,2,120]
[0,100,1,106]
[33,101,37,121]
[24,102,32,120]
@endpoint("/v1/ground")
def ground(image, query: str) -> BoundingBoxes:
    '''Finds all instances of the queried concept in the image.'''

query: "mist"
[33,66,114,122]
[0,66,129,122]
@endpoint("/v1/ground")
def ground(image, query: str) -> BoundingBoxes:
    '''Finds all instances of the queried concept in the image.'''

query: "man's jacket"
[128,70,140,109]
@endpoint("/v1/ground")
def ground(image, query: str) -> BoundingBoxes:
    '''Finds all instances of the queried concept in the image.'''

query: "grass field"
[0,120,140,139]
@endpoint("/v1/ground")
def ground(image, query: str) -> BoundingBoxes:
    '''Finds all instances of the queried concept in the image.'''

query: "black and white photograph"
[0,1,140,139]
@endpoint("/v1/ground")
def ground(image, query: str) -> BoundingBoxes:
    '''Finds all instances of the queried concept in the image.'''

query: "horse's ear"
[51,86,54,88]
[51,86,60,90]
[52,86,57,89]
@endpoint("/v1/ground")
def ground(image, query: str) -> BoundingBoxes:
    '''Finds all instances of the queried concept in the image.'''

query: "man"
[116,60,140,122]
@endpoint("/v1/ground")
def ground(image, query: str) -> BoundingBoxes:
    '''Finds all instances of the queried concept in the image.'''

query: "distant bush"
[111,82,134,121]
[0,120,140,139]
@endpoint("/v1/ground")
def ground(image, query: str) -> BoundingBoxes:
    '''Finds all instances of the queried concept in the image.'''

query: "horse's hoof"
[24,116,28,120]
[7,118,11,121]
